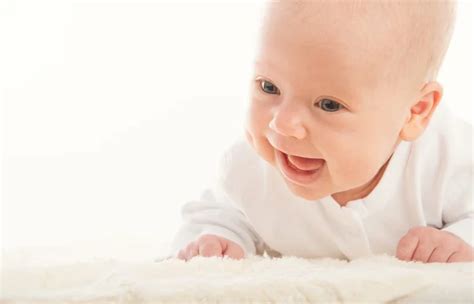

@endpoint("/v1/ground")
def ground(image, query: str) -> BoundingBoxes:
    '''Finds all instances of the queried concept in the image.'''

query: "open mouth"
[275,150,325,185]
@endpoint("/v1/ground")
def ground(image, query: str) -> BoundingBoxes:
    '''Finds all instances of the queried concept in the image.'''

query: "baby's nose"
[269,105,307,140]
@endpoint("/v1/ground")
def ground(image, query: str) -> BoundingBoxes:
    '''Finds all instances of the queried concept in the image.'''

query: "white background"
[1,0,472,251]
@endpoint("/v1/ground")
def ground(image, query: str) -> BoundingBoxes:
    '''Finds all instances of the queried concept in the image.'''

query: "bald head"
[258,0,456,91]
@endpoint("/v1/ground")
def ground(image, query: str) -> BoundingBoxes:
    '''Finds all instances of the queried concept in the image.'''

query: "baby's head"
[245,0,456,204]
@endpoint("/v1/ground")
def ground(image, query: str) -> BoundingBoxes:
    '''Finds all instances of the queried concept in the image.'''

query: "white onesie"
[170,105,473,259]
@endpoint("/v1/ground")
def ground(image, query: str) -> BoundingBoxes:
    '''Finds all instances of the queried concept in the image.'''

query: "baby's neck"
[331,157,390,206]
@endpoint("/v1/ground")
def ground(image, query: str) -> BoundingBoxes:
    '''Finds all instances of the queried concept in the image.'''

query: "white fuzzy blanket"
[1,242,473,303]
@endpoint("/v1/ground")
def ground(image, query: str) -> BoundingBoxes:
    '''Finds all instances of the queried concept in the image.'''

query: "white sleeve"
[442,217,473,247]
[441,162,474,247]
[169,187,265,257]
[442,179,474,247]
[168,139,266,258]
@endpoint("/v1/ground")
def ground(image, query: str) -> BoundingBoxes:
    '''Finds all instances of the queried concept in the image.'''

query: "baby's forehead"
[261,3,399,66]
[260,1,456,90]
[257,8,388,90]
[265,2,407,47]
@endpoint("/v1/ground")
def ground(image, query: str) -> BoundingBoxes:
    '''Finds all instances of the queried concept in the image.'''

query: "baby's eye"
[315,98,344,112]
[259,79,280,95]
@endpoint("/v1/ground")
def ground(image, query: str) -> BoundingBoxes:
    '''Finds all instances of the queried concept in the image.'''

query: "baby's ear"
[400,81,443,141]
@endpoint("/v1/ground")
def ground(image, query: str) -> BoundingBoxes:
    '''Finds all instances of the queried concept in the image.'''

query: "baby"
[170,0,473,263]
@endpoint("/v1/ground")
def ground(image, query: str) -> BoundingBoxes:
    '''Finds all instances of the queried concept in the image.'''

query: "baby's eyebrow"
[253,60,276,72]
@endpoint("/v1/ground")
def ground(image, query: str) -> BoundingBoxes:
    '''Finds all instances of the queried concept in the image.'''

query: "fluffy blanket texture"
[1,241,473,303]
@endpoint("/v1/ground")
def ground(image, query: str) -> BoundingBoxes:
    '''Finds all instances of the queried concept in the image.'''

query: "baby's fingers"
[412,241,435,263]
[223,240,244,260]
[446,248,474,263]
[198,235,223,257]
[428,246,453,263]
[396,234,419,261]
[179,242,199,261]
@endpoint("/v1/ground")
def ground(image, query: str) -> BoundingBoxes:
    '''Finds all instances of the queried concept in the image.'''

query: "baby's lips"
[287,154,325,171]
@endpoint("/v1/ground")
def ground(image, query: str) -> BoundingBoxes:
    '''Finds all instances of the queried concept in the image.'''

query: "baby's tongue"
[287,154,324,171]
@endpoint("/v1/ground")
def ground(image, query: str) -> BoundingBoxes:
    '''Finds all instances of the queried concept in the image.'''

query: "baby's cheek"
[244,127,275,166]
[256,138,276,166]
[245,103,275,155]
[246,101,271,130]
[245,130,254,148]
[328,151,379,188]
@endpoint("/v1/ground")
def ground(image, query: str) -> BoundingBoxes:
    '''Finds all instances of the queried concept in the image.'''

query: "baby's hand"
[177,234,244,261]
[396,226,474,263]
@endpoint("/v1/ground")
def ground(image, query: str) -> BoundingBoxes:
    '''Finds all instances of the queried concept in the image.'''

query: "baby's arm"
[396,167,473,263]
[169,140,266,261]
[170,187,264,260]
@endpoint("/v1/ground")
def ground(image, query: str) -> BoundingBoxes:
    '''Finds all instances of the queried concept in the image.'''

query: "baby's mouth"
[286,154,324,171]
[275,150,325,185]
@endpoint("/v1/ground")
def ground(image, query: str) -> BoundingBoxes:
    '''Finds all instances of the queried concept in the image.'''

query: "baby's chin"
[283,179,330,202]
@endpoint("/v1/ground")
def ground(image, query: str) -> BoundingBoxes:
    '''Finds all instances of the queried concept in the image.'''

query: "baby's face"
[245,4,418,203]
